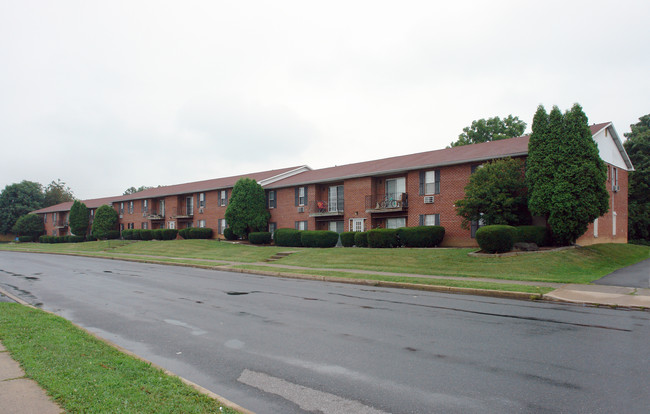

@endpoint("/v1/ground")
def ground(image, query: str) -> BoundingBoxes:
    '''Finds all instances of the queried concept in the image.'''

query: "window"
[53,212,57,223]
[218,218,227,234]
[419,214,440,226]
[295,220,308,230]
[220,190,228,206]
[199,193,205,208]
[386,178,406,198]
[470,213,485,238]
[120,202,124,215]
[128,201,134,214]
[168,221,176,229]
[350,218,365,232]
[295,186,307,206]
[328,185,344,212]
[186,196,194,215]
[141,222,148,229]
[268,190,276,208]
[329,221,344,233]
[612,167,618,190]
[386,217,406,229]
[127,223,134,229]
[43,214,47,223]
[268,222,277,236]
[120,223,125,231]
[593,218,598,238]
[420,170,440,195]
[186,222,193,229]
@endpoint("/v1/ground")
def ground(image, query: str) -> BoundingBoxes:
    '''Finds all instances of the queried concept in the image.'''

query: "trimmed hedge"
[18,236,34,242]
[301,231,339,248]
[249,232,272,245]
[354,231,368,247]
[476,225,517,253]
[38,235,84,244]
[179,228,213,240]
[340,232,355,247]
[274,228,303,247]
[397,226,445,247]
[515,225,549,247]
[223,227,237,240]
[367,228,400,248]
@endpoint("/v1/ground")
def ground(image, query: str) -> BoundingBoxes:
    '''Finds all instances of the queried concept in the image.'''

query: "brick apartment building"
[32,122,633,247]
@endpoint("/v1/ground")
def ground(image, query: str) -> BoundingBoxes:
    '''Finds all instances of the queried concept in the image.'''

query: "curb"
[0,286,255,414]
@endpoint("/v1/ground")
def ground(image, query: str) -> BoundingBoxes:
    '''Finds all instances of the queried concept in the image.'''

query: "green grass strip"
[0,303,239,414]
[232,265,554,295]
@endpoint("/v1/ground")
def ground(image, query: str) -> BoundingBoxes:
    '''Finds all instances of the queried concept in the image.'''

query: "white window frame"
[198,219,206,228]
[168,221,176,230]
[220,190,227,206]
[268,190,276,209]
[423,214,439,226]
[199,193,205,208]
[349,218,365,232]
[295,221,307,231]
[424,171,437,195]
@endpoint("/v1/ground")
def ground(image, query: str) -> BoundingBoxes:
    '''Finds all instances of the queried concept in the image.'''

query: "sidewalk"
[0,341,63,414]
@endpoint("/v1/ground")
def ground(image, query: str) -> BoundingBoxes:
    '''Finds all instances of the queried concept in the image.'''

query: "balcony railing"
[365,193,408,212]
[146,210,165,220]
[54,220,69,229]
[309,200,344,217]
[171,207,193,219]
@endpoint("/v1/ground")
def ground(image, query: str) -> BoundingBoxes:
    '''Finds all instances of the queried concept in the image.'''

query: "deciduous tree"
[11,214,44,239]
[455,158,530,229]
[224,178,270,239]
[43,179,75,207]
[449,115,526,147]
[0,181,44,234]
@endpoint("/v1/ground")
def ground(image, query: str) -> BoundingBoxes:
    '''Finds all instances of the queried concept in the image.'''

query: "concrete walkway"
[0,341,63,414]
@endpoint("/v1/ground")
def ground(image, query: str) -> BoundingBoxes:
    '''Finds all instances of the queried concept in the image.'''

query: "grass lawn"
[0,303,239,414]
[1,240,648,284]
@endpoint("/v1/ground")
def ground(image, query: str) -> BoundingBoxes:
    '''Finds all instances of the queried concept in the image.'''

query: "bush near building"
[476,225,517,253]
[340,232,355,247]
[514,225,549,246]
[179,228,213,239]
[300,231,339,248]
[397,226,445,247]
[354,232,368,247]
[249,232,272,245]
[274,228,303,247]
[367,229,400,248]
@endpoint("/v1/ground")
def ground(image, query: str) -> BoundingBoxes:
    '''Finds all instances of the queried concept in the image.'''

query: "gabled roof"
[589,122,634,171]
[113,166,309,202]
[31,196,118,214]
[266,136,530,188]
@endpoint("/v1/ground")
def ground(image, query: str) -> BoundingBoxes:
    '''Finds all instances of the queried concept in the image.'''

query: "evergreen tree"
[455,158,530,229]
[91,205,118,240]
[69,200,90,237]
[623,114,650,241]
[527,104,609,245]
[224,178,270,239]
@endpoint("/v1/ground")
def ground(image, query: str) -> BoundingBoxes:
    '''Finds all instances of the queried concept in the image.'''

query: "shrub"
[139,229,153,240]
[340,232,355,247]
[91,205,119,240]
[223,227,237,240]
[515,225,549,247]
[249,232,272,245]
[105,230,121,240]
[160,229,178,240]
[122,229,134,240]
[12,214,44,239]
[476,225,517,253]
[39,235,51,243]
[354,231,368,247]
[367,228,400,248]
[180,228,213,239]
[274,228,303,247]
[397,226,445,247]
[152,229,164,240]
[18,236,34,242]
[64,235,84,243]
[301,231,339,248]
[178,228,191,239]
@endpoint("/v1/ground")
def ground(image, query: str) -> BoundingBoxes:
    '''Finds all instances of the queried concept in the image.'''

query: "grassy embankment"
[1,240,648,294]
[0,303,239,413]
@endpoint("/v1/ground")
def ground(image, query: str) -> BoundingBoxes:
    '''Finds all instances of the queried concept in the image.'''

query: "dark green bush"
[178,228,191,239]
[122,229,134,240]
[397,226,445,247]
[152,229,164,240]
[38,235,51,243]
[64,235,84,243]
[18,236,34,242]
[159,229,178,240]
[476,225,516,253]
[139,229,153,240]
[105,230,121,240]
[354,231,368,247]
[367,228,400,248]
[223,227,237,240]
[340,232,355,247]
[249,232,272,245]
[515,225,549,246]
[274,228,303,247]
[180,228,213,239]
[300,231,339,248]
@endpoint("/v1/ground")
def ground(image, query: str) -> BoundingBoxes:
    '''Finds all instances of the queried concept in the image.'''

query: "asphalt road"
[1,251,649,414]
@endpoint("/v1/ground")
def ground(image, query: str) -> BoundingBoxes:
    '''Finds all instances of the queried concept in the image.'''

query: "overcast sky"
[1,1,648,200]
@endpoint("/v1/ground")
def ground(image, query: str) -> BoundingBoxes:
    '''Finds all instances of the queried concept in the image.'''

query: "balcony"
[145,210,165,220]
[171,207,193,219]
[309,200,344,217]
[54,220,69,229]
[365,193,408,213]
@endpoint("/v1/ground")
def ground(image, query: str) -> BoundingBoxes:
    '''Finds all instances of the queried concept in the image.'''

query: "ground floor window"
[349,218,365,232]
[386,217,406,229]
[420,214,440,226]
[168,221,176,230]
[141,222,148,229]
[295,221,307,230]
[127,223,134,230]
[198,219,206,228]
[218,219,227,234]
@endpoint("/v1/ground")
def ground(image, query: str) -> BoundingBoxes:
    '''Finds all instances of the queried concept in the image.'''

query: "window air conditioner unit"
[423,196,435,204]
[298,206,305,213]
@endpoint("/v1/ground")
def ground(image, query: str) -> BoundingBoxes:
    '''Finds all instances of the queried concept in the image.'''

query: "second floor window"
[128,201,134,214]
[420,170,440,195]
[199,193,205,208]
[295,186,307,206]
[220,190,228,206]
[268,190,276,208]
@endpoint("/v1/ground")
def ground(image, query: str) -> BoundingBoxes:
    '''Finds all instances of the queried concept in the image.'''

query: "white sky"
[1,0,648,200]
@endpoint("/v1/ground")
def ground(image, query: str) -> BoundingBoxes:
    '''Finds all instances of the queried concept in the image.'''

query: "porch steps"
[265,251,297,262]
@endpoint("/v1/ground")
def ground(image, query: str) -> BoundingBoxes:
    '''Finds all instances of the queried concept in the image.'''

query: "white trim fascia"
[605,124,635,171]
[258,166,312,187]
